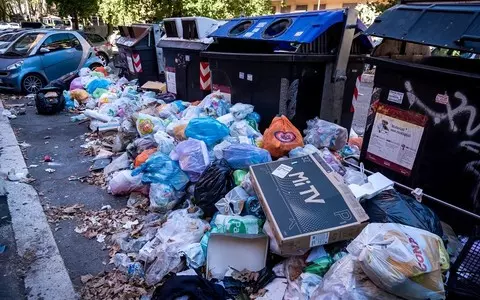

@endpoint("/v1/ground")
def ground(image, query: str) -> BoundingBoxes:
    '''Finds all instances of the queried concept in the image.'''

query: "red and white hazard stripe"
[200,62,211,91]
[132,53,142,73]
[351,75,361,113]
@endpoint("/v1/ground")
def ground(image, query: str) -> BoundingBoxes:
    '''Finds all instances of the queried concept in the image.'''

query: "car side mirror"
[39,47,50,53]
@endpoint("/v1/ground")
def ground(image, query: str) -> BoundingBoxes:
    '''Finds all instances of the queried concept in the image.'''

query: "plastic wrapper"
[181,105,202,120]
[223,144,272,169]
[347,223,449,300]
[214,186,248,215]
[180,242,205,269]
[184,118,229,147]
[108,170,144,195]
[70,77,83,90]
[149,183,183,213]
[198,92,230,117]
[343,168,367,185]
[240,172,256,196]
[304,118,348,151]
[320,148,346,176]
[229,120,262,138]
[136,113,164,137]
[263,115,304,158]
[289,144,320,158]
[233,170,247,186]
[339,144,360,157]
[98,103,118,117]
[86,78,110,94]
[153,130,175,155]
[170,138,210,182]
[104,152,130,176]
[361,189,444,239]
[230,103,254,120]
[132,152,189,190]
[312,254,402,300]
[213,214,263,234]
[194,159,234,217]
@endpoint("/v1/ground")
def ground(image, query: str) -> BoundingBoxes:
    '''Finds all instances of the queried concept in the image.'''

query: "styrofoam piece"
[348,172,394,200]
[206,233,268,280]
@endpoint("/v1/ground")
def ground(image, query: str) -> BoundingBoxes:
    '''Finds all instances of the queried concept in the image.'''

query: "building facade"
[271,0,367,13]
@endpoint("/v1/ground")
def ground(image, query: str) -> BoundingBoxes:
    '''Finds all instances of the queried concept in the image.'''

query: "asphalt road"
[8,98,126,291]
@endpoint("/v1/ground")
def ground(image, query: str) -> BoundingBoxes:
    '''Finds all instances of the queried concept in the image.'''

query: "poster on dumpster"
[166,67,177,94]
[366,104,427,176]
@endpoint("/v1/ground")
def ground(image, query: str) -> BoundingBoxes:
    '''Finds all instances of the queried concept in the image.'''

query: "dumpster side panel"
[163,48,210,102]
[361,60,480,223]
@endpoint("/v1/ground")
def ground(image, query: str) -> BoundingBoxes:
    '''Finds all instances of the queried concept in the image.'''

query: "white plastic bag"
[153,130,175,155]
[214,186,249,215]
[108,170,144,195]
[347,223,449,300]
[229,103,254,120]
[149,183,182,213]
[312,254,403,300]
[136,113,164,137]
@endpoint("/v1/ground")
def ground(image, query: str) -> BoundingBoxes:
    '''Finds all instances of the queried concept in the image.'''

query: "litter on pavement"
[35,65,475,300]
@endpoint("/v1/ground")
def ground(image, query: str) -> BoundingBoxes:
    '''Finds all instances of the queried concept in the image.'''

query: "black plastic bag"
[194,159,234,217]
[152,275,227,300]
[361,189,444,238]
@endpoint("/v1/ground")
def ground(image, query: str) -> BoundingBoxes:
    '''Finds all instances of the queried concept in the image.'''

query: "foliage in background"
[47,0,98,28]
[355,3,379,26]
[367,0,398,13]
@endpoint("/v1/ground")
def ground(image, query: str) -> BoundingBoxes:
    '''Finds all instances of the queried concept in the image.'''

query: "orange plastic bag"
[263,115,304,158]
[94,66,108,76]
[134,148,157,167]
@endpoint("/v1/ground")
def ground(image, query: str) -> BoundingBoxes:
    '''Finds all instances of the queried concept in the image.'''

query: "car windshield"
[0,33,13,42]
[4,32,45,56]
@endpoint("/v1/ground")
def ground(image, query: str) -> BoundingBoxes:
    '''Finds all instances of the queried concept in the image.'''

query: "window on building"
[313,4,326,10]
[342,3,358,9]
[295,5,308,11]
[271,6,277,13]
[280,5,291,13]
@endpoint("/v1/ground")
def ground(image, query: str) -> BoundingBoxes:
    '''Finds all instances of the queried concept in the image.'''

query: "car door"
[67,33,84,70]
[39,33,81,81]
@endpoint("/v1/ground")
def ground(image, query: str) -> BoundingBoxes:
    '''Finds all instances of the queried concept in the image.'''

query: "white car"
[8,23,20,29]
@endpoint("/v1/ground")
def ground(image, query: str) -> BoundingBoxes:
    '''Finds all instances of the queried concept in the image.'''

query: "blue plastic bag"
[86,78,110,94]
[63,91,75,110]
[184,118,229,147]
[223,144,271,169]
[132,152,189,190]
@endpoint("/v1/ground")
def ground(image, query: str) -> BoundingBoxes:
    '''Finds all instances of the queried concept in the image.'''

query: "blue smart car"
[0,30,103,93]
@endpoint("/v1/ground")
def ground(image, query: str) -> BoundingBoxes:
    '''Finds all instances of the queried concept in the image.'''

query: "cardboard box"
[141,81,166,93]
[206,233,268,280]
[250,153,369,252]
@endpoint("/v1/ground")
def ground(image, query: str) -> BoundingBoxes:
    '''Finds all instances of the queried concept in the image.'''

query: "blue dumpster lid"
[209,10,354,43]
[365,4,480,54]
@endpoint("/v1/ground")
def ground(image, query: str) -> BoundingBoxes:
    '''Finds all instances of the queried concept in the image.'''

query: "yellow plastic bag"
[70,89,89,102]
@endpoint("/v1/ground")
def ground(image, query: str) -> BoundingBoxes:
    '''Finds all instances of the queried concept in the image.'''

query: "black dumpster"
[360,3,480,231]
[115,24,159,85]
[158,17,222,102]
[202,9,372,131]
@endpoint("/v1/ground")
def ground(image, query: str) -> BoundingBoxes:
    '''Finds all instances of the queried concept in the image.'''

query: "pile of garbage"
[63,68,465,300]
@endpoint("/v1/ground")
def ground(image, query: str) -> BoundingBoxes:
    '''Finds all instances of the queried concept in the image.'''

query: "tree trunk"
[73,12,79,30]
[107,15,113,36]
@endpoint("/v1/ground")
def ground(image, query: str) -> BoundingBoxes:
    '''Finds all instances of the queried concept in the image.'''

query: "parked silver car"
[82,32,113,66]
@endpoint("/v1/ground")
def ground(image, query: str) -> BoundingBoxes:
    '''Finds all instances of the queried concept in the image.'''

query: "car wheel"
[22,74,44,94]
[89,63,103,71]
[98,53,109,66]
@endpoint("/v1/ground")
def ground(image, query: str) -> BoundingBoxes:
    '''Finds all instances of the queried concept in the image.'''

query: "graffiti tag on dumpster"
[404,80,480,210]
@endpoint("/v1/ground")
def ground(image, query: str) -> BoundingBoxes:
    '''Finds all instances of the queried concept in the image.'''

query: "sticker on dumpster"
[247,74,253,81]
[366,104,427,176]
[244,32,254,38]
[252,28,260,33]
[166,67,177,94]
[294,31,304,37]
[435,93,449,105]
[310,232,330,247]
[256,22,267,28]
[387,90,404,104]
[272,164,293,179]
[126,56,135,73]
[239,72,245,79]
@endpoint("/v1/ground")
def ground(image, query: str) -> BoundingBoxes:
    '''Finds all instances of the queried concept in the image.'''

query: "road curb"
[0,101,77,300]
